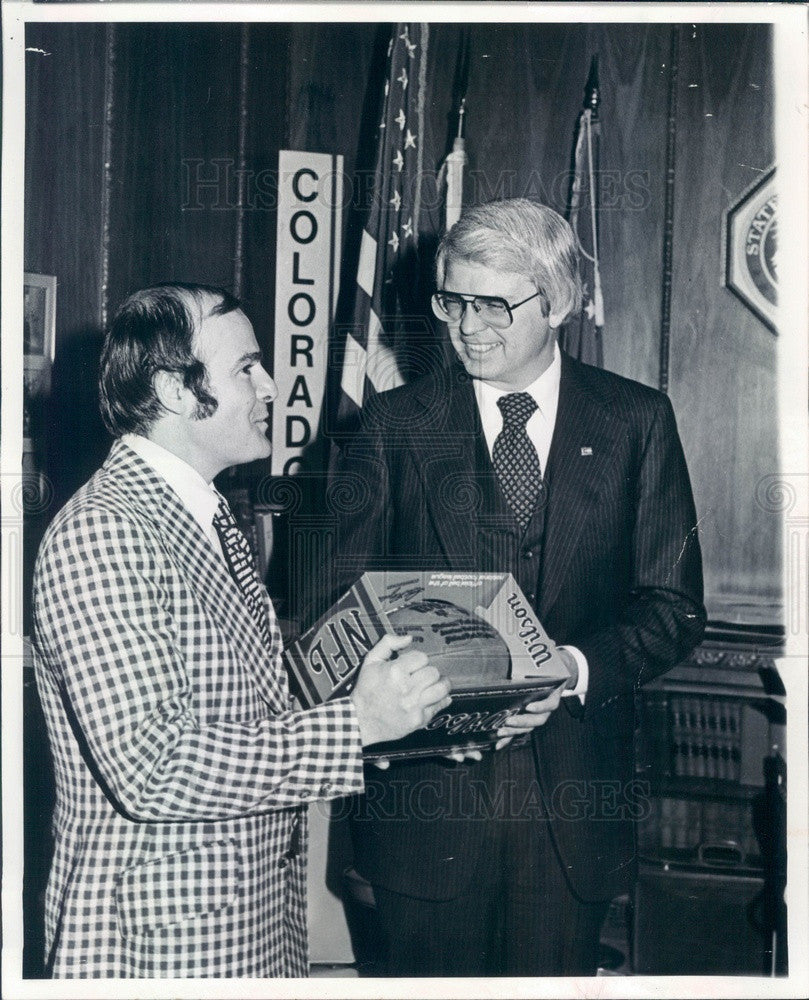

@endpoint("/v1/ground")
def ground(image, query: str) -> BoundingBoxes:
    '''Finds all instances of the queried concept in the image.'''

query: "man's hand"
[493,685,565,751]
[558,646,580,691]
[444,747,483,764]
[494,647,579,749]
[350,634,452,748]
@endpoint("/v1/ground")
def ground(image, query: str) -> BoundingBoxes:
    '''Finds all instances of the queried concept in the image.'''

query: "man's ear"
[548,307,567,330]
[153,370,189,415]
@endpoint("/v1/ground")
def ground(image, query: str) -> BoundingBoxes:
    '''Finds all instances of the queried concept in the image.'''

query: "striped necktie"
[492,391,543,530]
[212,495,272,647]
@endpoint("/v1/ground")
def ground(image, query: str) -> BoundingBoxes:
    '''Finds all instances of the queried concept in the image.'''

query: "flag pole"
[584,57,604,329]
[563,54,604,368]
[443,97,468,231]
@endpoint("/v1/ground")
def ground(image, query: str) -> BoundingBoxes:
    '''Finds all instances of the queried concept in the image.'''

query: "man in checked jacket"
[32,282,451,978]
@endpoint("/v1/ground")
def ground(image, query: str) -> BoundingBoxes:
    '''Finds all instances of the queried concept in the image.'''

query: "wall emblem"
[724,168,777,333]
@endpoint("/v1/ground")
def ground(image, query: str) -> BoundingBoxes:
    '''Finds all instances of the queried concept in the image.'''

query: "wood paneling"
[24,23,107,341]
[25,23,110,509]
[589,24,672,387]
[668,24,777,618]
[239,24,292,365]
[107,23,245,307]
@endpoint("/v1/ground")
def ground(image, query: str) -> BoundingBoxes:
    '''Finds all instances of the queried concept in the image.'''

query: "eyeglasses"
[431,290,543,330]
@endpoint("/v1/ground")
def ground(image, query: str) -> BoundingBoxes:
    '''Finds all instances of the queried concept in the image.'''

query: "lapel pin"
[580,447,593,456]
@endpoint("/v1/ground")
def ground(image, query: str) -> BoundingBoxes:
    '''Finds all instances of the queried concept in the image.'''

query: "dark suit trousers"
[370,746,609,977]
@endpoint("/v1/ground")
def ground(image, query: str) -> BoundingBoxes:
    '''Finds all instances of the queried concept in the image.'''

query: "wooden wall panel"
[586,24,671,387]
[25,23,111,509]
[423,24,584,226]
[668,24,777,619]
[239,24,292,364]
[24,24,107,337]
[107,23,244,311]
[285,23,379,167]
[24,24,105,340]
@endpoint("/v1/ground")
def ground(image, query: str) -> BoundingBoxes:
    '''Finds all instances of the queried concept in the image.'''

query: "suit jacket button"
[523,549,533,559]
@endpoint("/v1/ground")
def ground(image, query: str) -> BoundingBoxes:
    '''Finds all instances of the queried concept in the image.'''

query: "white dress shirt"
[121,433,225,562]
[471,343,589,699]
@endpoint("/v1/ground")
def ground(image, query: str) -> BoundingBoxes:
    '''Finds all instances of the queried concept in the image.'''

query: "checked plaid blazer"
[32,440,364,978]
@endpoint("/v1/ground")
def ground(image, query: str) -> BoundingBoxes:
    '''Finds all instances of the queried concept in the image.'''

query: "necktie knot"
[497,392,537,431]
[213,497,236,534]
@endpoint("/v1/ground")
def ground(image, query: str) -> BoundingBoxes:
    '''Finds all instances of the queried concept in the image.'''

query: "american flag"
[337,23,429,424]
[562,55,604,369]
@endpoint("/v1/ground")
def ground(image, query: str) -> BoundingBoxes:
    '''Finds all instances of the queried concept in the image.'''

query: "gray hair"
[435,199,583,325]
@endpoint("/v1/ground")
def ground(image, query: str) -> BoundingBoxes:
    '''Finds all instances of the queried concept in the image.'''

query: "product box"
[284,571,571,761]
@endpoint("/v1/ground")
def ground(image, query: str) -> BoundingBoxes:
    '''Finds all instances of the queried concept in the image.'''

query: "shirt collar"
[475,341,562,418]
[121,433,221,534]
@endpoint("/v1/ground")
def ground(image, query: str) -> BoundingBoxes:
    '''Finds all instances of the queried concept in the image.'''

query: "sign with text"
[272,150,343,475]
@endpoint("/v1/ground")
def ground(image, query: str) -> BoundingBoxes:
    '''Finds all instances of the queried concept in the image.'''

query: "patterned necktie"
[212,495,272,648]
[492,392,543,530]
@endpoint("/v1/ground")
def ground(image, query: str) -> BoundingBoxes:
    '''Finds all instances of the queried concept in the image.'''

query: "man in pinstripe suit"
[32,283,451,978]
[330,200,706,975]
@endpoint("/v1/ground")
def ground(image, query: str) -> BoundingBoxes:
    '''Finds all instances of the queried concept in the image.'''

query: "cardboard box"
[285,571,571,761]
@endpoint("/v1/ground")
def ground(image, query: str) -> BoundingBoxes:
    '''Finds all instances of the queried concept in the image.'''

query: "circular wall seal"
[725,168,777,333]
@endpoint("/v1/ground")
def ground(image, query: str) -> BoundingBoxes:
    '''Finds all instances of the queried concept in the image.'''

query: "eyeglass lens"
[434,294,512,328]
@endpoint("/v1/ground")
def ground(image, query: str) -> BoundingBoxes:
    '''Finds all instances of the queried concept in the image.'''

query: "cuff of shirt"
[558,645,588,703]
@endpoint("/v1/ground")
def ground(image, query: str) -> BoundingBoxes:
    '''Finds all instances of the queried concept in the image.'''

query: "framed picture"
[23,273,57,363]
[23,273,57,444]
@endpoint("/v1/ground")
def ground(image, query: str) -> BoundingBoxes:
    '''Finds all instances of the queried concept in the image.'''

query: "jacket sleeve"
[32,506,365,822]
[573,393,706,713]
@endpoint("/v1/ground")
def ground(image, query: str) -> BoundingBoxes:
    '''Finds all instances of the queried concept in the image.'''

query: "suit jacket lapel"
[104,442,287,714]
[413,370,512,565]
[539,353,627,619]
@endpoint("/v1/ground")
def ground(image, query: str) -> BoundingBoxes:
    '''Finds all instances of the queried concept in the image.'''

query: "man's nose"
[253,365,277,402]
[459,299,486,335]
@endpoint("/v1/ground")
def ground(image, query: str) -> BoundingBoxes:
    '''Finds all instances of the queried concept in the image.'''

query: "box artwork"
[284,571,571,760]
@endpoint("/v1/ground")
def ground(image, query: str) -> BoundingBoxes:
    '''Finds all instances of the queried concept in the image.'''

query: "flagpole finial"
[584,55,600,112]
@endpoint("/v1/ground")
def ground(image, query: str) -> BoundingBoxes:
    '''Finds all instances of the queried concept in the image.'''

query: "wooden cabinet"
[633,624,787,975]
